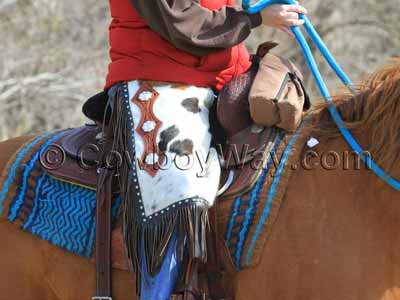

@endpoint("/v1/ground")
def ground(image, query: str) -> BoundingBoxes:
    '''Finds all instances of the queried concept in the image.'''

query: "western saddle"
[41,42,293,300]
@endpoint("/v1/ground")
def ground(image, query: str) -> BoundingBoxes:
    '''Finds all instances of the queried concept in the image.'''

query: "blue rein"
[243,0,400,191]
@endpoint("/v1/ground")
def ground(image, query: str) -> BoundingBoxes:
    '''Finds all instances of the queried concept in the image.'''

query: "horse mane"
[310,58,400,172]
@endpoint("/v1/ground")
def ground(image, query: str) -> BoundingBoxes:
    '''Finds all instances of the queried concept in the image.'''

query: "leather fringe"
[106,85,210,296]
[127,203,209,295]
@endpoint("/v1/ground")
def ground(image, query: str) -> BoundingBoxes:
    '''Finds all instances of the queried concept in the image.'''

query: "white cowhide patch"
[127,80,220,218]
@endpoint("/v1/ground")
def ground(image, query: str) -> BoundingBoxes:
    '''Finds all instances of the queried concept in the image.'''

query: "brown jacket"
[129,0,262,56]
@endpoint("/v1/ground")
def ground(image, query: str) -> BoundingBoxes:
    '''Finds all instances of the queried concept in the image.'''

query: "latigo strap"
[94,167,115,300]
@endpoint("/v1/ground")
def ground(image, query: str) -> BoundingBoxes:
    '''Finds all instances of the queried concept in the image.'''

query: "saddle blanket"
[0,131,121,258]
[0,112,310,272]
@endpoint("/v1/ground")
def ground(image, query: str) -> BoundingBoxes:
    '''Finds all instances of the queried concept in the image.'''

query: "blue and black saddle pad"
[0,119,308,269]
[0,130,121,258]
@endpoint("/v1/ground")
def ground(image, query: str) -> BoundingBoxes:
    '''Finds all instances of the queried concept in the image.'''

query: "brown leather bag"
[249,43,310,132]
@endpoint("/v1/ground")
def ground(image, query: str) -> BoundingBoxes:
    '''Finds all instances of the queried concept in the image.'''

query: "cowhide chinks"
[127,80,220,216]
[107,81,221,296]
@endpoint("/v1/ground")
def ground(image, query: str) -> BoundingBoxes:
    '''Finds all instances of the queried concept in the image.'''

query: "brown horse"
[1,61,400,300]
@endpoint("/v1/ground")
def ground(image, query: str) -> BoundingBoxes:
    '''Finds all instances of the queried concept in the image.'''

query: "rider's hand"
[260,4,307,38]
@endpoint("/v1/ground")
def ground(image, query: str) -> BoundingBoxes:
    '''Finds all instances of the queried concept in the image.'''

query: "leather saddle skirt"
[218,125,281,198]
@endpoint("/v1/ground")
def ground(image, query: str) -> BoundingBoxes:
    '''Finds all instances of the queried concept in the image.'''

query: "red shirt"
[105,0,251,91]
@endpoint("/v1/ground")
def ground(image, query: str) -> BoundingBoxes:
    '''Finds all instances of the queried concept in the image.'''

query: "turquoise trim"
[225,196,242,248]
[22,173,47,229]
[0,131,57,215]
[8,131,68,221]
[245,115,311,265]
[234,132,285,269]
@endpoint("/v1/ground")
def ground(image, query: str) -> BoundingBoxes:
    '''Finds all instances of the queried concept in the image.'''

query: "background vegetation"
[0,0,398,140]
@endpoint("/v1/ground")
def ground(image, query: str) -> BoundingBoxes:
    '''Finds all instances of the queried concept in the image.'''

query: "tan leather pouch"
[249,50,310,132]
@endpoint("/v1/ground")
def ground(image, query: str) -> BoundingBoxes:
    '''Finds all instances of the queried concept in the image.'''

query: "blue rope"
[243,0,400,191]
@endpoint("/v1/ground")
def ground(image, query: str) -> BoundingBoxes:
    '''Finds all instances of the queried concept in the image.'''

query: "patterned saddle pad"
[0,112,310,274]
[0,131,121,259]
